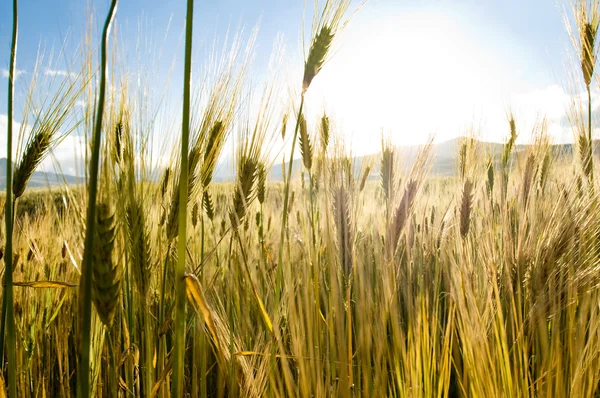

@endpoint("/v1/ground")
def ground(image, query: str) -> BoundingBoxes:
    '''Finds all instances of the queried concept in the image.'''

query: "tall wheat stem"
[308,172,320,332]
[2,0,18,395]
[78,2,118,396]
[157,243,172,397]
[276,95,305,307]
[173,0,195,393]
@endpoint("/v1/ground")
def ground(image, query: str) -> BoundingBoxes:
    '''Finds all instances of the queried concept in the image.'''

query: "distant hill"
[0,138,585,190]
[266,137,579,179]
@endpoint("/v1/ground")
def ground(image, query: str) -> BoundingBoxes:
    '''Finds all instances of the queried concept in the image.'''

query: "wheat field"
[2,0,600,397]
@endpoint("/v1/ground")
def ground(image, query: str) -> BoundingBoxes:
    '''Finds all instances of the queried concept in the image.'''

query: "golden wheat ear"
[380,140,395,202]
[191,201,199,229]
[333,183,353,280]
[358,163,373,193]
[486,157,495,196]
[459,179,474,238]
[575,2,600,87]
[202,190,215,221]
[126,198,151,298]
[303,25,334,92]
[521,153,537,209]
[257,163,267,205]
[320,113,330,151]
[13,130,52,199]
[299,114,313,171]
[281,113,289,140]
[230,156,258,229]
[390,180,418,251]
[160,167,171,199]
[91,202,121,327]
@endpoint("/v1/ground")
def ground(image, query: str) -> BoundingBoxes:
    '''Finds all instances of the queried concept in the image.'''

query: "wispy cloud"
[1,68,25,79]
[44,69,76,78]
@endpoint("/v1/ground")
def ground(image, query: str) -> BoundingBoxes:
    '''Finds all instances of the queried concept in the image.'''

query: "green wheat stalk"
[2,0,18,395]
[77,1,118,396]
[172,0,195,394]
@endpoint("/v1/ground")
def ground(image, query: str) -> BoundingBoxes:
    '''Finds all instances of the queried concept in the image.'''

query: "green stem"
[0,273,6,367]
[308,171,316,249]
[143,299,153,398]
[77,1,118,396]
[307,171,321,349]
[106,330,118,398]
[3,1,18,395]
[157,243,171,398]
[173,0,195,393]
[276,95,305,308]
[201,213,205,275]
[0,200,15,371]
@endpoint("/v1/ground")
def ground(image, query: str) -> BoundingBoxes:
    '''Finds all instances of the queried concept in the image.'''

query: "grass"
[2,0,600,396]
[2,0,18,395]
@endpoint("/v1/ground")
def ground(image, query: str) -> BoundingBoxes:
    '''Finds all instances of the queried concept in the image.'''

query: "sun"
[304,7,511,153]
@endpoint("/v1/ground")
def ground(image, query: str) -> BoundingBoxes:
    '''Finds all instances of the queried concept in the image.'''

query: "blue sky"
[0,0,589,173]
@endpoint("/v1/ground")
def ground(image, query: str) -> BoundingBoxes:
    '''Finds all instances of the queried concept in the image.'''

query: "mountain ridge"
[0,137,584,189]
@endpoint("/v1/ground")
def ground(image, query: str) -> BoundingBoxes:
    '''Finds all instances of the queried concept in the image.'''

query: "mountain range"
[0,137,580,190]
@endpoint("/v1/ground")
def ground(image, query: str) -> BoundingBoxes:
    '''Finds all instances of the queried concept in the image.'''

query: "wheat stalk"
[567,1,600,184]
[173,0,195,393]
[78,2,118,395]
[1,1,18,394]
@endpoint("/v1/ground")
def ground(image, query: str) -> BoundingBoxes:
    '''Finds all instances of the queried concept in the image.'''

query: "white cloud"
[1,68,25,79]
[44,69,77,79]
[39,134,84,177]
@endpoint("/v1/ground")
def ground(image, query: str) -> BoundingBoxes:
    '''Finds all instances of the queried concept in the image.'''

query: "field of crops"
[2,0,600,396]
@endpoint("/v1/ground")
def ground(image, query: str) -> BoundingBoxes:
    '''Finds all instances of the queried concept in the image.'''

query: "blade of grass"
[2,0,18,395]
[172,0,195,394]
[276,95,304,308]
[77,1,118,396]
